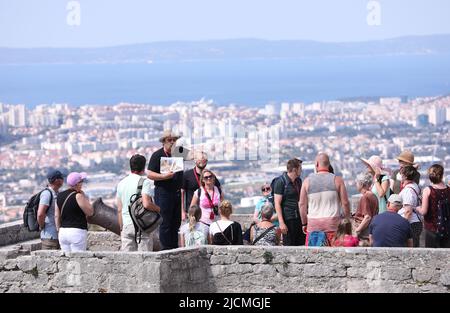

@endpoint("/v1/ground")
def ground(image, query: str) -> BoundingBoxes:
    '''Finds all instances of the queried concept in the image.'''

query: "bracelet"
[302,223,308,227]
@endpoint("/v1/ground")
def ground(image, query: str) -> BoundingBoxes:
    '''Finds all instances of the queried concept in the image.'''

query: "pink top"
[197,186,220,225]
[332,234,359,247]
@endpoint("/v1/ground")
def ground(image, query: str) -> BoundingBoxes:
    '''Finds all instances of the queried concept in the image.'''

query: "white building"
[429,106,446,126]
[8,104,27,127]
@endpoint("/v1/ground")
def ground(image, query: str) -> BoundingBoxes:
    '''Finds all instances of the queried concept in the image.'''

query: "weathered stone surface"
[304,264,347,278]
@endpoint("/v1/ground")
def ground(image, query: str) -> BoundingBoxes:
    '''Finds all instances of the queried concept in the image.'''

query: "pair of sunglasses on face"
[204,175,214,180]
[261,187,271,192]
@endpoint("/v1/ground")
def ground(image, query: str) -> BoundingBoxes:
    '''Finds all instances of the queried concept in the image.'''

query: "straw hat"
[159,130,181,143]
[396,150,415,165]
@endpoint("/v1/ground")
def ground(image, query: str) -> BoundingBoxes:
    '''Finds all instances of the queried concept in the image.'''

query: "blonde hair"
[218,200,233,217]
[188,205,202,232]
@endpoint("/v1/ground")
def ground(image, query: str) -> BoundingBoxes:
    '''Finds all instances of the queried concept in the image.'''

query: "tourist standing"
[56,172,94,252]
[416,164,450,248]
[361,155,391,213]
[147,130,183,250]
[37,170,65,250]
[392,150,420,194]
[117,154,160,252]
[300,153,351,245]
[274,158,304,246]
[253,183,278,226]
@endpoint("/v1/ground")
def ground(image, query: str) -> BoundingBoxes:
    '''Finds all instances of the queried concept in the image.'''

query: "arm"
[76,193,94,217]
[299,179,309,234]
[55,203,61,231]
[117,197,123,231]
[37,204,49,230]
[373,179,390,198]
[250,225,255,242]
[253,208,260,224]
[142,194,160,213]
[179,233,185,248]
[190,191,199,207]
[181,189,186,221]
[369,234,373,247]
[355,215,372,233]
[336,177,350,218]
[147,170,173,181]
[274,194,287,234]
[415,187,430,216]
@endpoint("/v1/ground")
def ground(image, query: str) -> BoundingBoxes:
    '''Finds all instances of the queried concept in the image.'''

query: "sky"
[1,0,450,48]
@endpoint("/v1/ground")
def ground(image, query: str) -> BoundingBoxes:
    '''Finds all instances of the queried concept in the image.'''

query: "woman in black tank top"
[56,172,94,252]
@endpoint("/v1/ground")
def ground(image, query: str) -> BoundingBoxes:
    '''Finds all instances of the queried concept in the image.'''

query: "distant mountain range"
[1,34,450,65]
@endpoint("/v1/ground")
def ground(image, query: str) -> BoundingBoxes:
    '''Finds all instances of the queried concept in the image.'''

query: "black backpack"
[128,178,162,243]
[23,188,53,232]
[434,187,450,239]
[269,174,289,207]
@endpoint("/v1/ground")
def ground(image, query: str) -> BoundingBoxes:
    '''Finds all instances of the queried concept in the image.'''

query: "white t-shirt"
[179,222,210,239]
[116,173,153,226]
[209,220,234,236]
[398,183,421,224]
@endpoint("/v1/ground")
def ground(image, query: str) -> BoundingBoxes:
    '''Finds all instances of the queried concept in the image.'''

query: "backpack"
[128,178,162,243]
[307,231,330,247]
[433,187,450,239]
[23,188,53,232]
[184,229,207,247]
[270,174,289,207]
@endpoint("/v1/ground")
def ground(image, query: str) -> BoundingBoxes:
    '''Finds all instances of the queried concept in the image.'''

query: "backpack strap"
[252,225,276,245]
[43,188,53,213]
[405,185,423,221]
[216,221,233,245]
[130,177,146,244]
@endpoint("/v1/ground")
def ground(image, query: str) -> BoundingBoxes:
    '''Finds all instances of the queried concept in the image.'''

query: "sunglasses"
[203,176,214,180]
[261,187,271,192]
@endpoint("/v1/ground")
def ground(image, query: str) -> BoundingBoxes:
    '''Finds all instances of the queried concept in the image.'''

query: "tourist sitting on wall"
[332,218,359,247]
[415,164,450,248]
[361,155,391,214]
[55,172,94,252]
[190,169,223,227]
[209,200,243,245]
[398,165,423,247]
[253,182,278,226]
[250,202,281,246]
[179,205,209,247]
[369,194,413,247]
[353,172,379,246]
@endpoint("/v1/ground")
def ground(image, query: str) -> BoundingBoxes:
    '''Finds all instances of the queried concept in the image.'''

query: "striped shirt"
[307,173,341,232]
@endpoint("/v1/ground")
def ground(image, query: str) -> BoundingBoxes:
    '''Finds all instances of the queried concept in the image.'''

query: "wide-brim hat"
[396,150,415,165]
[360,155,387,175]
[159,130,181,143]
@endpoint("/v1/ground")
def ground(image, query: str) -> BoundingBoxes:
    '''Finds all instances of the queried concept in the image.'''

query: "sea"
[1,55,450,108]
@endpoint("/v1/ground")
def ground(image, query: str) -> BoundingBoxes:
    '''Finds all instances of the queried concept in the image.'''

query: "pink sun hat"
[360,155,388,175]
[67,172,88,187]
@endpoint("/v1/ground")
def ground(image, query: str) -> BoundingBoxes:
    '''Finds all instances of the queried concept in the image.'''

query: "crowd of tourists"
[32,130,450,252]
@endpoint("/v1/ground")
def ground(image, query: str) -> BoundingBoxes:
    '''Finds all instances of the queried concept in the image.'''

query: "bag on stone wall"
[23,188,52,232]
[129,178,162,243]
[307,231,329,247]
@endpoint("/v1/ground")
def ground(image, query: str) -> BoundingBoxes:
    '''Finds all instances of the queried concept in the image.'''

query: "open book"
[160,157,184,174]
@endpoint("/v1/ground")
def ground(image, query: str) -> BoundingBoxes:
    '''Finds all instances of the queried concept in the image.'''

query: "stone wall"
[0,221,39,247]
[1,245,449,293]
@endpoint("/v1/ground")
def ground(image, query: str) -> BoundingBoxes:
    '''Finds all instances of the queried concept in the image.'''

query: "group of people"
[35,129,450,252]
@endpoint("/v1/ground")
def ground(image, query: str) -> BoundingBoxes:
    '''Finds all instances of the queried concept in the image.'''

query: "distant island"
[1,34,450,65]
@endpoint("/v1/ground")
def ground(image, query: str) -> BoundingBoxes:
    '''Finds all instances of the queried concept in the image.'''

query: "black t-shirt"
[57,189,87,230]
[182,168,221,212]
[273,172,302,221]
[147,147,183,191]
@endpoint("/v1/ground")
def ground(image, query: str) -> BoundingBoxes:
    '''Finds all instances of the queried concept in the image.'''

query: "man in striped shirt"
[299,153,351,245]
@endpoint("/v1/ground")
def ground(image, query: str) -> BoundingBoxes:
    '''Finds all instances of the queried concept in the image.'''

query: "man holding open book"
[147,130,184,250]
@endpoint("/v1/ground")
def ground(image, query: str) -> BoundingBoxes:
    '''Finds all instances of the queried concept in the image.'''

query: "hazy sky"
[1,0,450,48]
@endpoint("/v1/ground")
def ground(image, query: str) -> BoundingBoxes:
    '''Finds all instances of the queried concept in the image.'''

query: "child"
[332,218,359,247]
[179,205,209,247]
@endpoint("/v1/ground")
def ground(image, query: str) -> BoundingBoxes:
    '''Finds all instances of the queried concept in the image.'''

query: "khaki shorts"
[41,239,60,250]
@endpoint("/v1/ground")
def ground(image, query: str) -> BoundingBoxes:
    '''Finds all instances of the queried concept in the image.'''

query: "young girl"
[179,205,209,247]
[332,218,359,247]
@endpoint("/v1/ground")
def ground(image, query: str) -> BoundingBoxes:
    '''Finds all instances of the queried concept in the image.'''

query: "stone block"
[210,254,237,265]
[380,267,412,281]
[304,264,346,278]
[17,256,37,272]
[440,271,450,287]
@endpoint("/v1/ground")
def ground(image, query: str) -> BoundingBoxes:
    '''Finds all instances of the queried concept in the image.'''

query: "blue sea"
[1,55,450,107]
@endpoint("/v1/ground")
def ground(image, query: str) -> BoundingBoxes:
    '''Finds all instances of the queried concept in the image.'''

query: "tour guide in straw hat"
[147,130,183,250]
